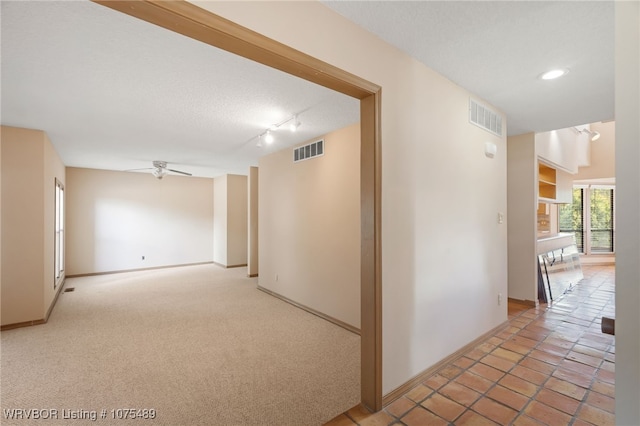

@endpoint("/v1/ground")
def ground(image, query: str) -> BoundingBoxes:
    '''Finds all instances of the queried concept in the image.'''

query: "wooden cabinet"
[555,169,573,204]
[538,162,556,202]
[538,161,572,204]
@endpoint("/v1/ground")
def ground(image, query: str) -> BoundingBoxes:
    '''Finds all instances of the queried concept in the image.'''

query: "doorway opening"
[94,0,383,411]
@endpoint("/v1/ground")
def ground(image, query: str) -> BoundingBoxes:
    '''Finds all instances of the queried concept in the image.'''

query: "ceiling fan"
[129,161,193,180]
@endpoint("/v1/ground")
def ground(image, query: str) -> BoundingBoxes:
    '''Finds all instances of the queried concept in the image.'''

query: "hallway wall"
[194,1,509,394]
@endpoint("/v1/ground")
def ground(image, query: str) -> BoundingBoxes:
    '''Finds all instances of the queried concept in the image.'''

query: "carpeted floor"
[0,264,360,425]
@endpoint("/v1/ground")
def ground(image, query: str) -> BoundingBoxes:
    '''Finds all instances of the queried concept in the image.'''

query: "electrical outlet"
[497,212,504,224]
[498,293,502,305]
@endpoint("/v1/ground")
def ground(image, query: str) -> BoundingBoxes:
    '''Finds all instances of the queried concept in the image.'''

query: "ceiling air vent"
[469,99,503,137]
[294,139,324,163]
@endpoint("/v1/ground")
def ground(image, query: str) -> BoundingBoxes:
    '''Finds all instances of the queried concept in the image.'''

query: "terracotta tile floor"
[326,265,615,426]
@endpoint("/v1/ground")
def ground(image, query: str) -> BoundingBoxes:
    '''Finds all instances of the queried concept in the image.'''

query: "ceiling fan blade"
[125,167,154,172]
[167,168,192,176]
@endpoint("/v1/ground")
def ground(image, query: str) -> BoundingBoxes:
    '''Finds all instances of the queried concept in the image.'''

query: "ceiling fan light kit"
[128,160,193,179]
[152,167,168,179]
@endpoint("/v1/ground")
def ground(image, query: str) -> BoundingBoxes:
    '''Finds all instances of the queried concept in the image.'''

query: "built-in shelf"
[538,162,557,200]
[537,162,573,204]
[538,196,557,204]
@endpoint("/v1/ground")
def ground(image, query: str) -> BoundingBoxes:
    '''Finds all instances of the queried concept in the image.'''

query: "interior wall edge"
[614,1,640,422]
[257,285,361,337]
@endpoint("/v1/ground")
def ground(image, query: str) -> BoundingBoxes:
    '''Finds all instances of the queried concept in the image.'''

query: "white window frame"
[585,184,615,255]
[560,184,615,255]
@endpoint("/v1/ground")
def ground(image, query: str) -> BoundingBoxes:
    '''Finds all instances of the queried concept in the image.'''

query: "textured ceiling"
[1,1,359,178]
[2,1,615,178]
[323,1,615,136]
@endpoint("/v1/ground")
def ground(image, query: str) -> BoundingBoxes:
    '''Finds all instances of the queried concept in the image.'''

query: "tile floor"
[326,265,615,426]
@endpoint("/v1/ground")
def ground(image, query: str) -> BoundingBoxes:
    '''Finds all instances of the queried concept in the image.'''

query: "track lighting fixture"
[265,130,274,144]
[253,111,305,148]
[573,127,601,142]
[289,114,301,132]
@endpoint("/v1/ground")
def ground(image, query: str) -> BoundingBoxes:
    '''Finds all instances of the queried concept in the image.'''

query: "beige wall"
[1,126,65,326]
[573,121,615,181]
[1,126,46,324]
[227,174,248,266]
[66,168,213,275]
[507,133,538,303]
[247,167,259,276]
[259,124,361,328]
[0,126,2,321]
[194,0,509,394]
[615,1,640,422]
[213,174,248,267]
[213,175,228,265]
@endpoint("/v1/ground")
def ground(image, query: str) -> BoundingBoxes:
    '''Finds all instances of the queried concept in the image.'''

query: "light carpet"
[1,264,360,425]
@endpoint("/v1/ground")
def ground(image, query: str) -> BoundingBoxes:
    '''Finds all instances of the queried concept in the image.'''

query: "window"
[559,185,615,254]
[55,179,65,285]
[559,188,585,252]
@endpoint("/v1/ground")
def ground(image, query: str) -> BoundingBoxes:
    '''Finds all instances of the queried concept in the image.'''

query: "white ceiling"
[2,1,615,178]
[322,1,614,136]
[1,1,359,178]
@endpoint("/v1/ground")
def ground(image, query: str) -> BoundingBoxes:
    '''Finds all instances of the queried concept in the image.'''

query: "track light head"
[252,111,304,148]
[573,127,601,142]
[265,130,274,144]
[289,115,301,132]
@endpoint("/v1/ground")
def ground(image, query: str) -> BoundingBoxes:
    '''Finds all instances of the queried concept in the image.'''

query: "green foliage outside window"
[559,187,614,253]
[590,189,614,252]
[559,189,584,252]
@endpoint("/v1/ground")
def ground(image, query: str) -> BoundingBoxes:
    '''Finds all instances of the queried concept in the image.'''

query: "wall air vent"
[294,139,324,163]
[469,99,503,137]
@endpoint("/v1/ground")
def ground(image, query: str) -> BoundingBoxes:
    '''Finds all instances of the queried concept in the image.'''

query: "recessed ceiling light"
[539,68,569,80]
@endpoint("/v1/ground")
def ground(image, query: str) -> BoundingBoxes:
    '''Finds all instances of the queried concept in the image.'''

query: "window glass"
[559,186,614,254]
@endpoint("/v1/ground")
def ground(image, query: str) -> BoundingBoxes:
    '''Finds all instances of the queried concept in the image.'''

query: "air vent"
[469,99,503,137]
[294,139,324,163]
